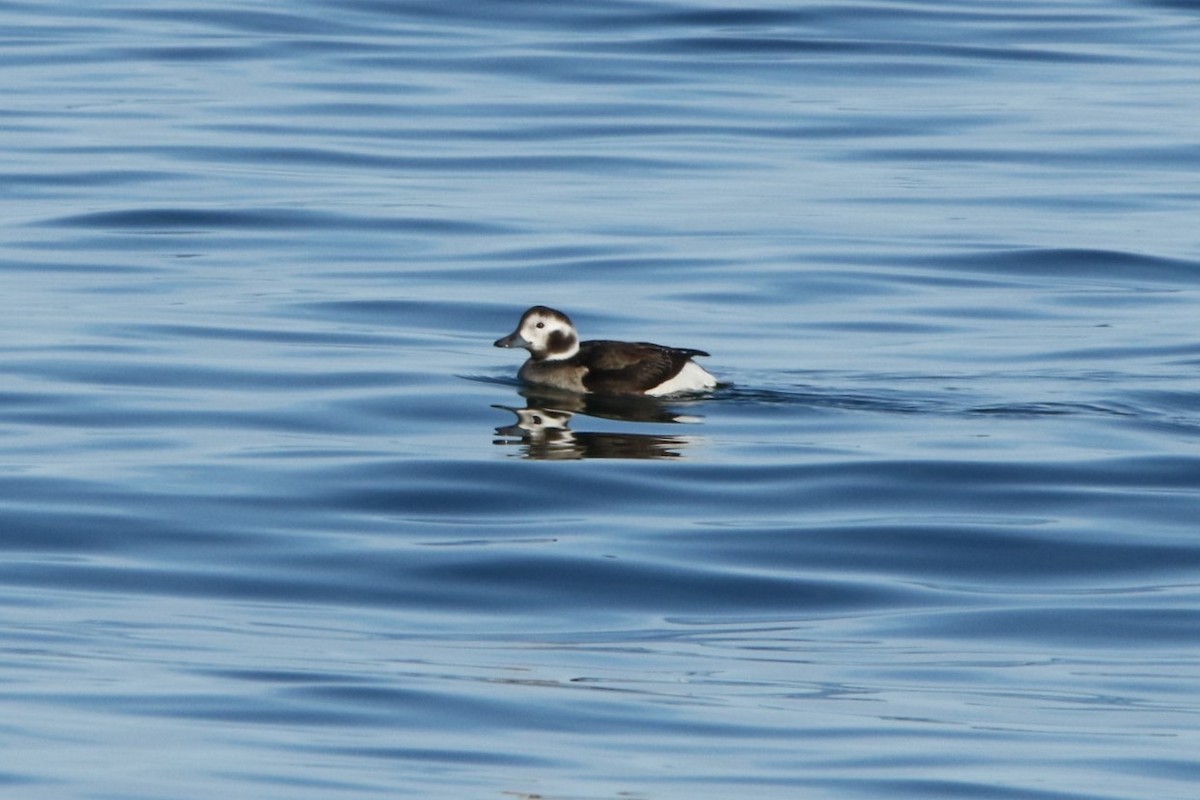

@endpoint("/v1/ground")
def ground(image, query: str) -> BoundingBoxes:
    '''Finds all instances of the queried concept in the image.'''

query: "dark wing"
[578,340,707,394]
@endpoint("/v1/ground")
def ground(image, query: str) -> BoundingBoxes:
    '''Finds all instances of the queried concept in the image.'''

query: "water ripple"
[40,206,509,233]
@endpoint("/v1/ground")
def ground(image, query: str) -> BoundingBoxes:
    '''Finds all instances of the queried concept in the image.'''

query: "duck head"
[494,306,580,360]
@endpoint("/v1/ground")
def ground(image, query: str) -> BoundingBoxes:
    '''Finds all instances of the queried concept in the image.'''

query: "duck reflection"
[492,391,703,460]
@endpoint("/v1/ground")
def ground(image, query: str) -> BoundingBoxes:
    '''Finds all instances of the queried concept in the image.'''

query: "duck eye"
[535,322,545,329]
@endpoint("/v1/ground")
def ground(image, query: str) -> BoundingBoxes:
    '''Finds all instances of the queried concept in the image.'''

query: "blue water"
[3,1,1199,797]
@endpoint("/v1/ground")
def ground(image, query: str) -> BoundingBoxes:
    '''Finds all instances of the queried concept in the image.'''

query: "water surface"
[3,1,1199,798]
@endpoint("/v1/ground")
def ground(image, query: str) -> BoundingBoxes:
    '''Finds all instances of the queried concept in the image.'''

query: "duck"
[494,306,717,396]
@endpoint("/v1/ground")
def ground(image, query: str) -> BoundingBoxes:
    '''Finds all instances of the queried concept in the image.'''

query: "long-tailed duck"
[494,306,717,396]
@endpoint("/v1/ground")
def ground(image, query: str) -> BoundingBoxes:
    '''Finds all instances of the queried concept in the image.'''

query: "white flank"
[644,361,717,396]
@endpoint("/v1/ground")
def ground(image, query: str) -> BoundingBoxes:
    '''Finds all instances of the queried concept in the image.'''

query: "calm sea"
[3,1,1199,798]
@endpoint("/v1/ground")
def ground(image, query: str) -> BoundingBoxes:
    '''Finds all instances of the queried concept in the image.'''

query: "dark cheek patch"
[547,330,576,354]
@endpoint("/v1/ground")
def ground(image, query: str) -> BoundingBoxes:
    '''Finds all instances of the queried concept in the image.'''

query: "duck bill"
[494,330,529,349]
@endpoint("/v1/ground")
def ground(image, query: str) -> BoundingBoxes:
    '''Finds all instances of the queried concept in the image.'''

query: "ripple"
[908,248,1200,286]
[39,206,508,234]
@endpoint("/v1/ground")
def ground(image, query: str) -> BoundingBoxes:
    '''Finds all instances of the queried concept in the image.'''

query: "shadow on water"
[475,372,1198,461]
[478,378,958,419]
[481,378,1153,463]
[492,404,695,460]
[490,387,708,460]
